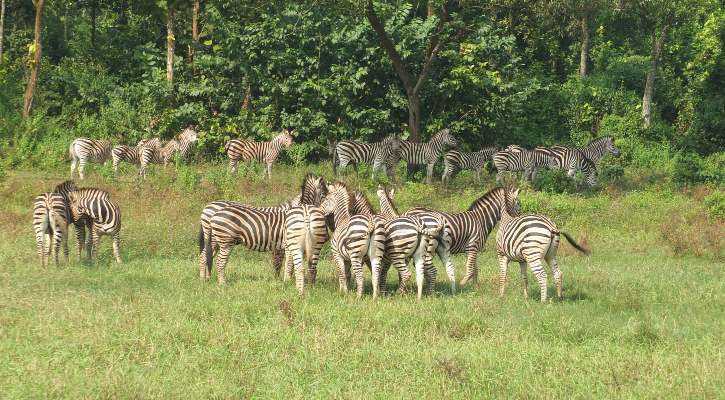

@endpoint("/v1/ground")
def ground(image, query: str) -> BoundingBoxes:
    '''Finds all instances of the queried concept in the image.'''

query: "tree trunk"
[408,93,421,141]
[189,0,199,71]
[241,79,251,110]
[23,0,44,118]
[427,0,434,17]
[642,25,668,129]
[579,14,589,76]
[166,3,175,83]
[0,0,5,64]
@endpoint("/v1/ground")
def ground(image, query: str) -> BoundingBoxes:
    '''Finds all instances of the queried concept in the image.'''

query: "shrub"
[704,191,725,219]
[532,169,577,194]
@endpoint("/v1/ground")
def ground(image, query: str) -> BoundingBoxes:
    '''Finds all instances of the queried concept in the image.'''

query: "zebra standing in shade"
[388,128,458,184]
[139,127,198,179]
[493,148,557,184]
[199,173,327,283]
[67,187,122,263]
[225,129,294,179]
[69,138,113,180]
[496,187,590,302]
[32,192,70,266]
[111,137,161,175]
[320,182,386,298]
[442,146,500,185]
[332,134,401,179]
[405,186,519,293]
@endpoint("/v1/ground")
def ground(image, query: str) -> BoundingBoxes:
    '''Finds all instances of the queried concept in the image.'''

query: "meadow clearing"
[0,163,723,399]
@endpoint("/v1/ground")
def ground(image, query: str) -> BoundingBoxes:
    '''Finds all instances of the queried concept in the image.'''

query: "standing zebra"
[496,187,590,302]
[69,138,113,180]
[67,188,122,263]
[225,129,294,179]
[283,204,329,295]
[321,182,386,298]
[405,186,519,293]
[388,128,458,184]
[493,149,557,184]
[332,134,401,179]
[32,192,70,266]
[541,147,599,187]
[554,137,620,164]
[442,146,500,185]
[199,173,327,282]
[376,185,398,221]
[111,137,161,175]
[139,127,198,179]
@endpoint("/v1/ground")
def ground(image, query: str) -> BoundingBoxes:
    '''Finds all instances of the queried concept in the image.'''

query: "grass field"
[0,162,723,398]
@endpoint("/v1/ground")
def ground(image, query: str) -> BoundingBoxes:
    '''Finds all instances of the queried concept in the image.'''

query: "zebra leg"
[43,233,52,266]
[266,163,273,180]
[62,227,69,264]
[379,259,391,294]
[351,257,364,298]
[79,159,86,180]
[393,260,411,294]
[112,157,119,176]
[272,248,284,278]
[89,225,99,262]
[85,221,94,260]
[519,262,529,299]
[283,249,294,282]
[199,246,209,280]
[426,163,434,184]
[545,236,562,299]
[332,251,348,293]
[438,247,456,294]
[459,250,478,286]
[75,222,86,260]
[371,258,382,299]
[35,229,45,266]
[287,245,305,294]
[112,232,122,264]
[525,253,548,303]
[497,253,509,297]
[414,252,426,301]
[215,245,232,285]
[229,159,238,175]
[52,228,63,266]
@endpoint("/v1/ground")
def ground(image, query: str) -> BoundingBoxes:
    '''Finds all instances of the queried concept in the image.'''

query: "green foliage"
[704,190,725,219]
[532,170,578,194]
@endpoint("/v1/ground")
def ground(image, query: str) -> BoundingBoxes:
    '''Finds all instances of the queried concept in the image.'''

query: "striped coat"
[33,192,70,266]
[283,204,330,295]
[496,187,590,302]
[493,148,557,184]
[111,137,161,175]
[442,147,500,185]
[332,134,401,179]
[389,128,458,184]
[139,127,198,179]
[225,129,294,179]
[69,138,113,180]
[67,188,122,263]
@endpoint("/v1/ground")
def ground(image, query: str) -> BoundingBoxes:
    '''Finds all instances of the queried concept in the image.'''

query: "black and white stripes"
[391,128,458,183]
[33,192,70,266]
[225,129,294,179]
[332,134,401,179]
[442,147,500,185]
[69,138,113,180]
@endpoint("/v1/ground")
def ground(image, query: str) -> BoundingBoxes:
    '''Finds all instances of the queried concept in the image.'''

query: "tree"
[23,0,45,118]
[189,0,200,71]
[0,0,5,64]
[166,0,175,83]
[365,0,452,142]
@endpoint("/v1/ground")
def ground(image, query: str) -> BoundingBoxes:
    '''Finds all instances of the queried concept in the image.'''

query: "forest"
[0,0,722,184]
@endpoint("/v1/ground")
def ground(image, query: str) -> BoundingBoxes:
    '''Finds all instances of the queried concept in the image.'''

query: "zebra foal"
[139,127,198,179]
[69,138,113,180]
[496,187,590,302]
[225,129,294,179]
[332,134,401,179]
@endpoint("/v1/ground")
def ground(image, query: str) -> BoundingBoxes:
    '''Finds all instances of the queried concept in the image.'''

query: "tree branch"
[414,0,451,94]
[366,0,415,95]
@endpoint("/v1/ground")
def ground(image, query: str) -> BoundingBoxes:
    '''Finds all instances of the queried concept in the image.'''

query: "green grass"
[0,162,723,399]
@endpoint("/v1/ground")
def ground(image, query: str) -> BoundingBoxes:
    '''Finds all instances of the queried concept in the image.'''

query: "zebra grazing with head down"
[442,146,500,185]
[388,128,458,184]
[320,182,386,298]
[139,127,198,179]
[225,129,294,179]
[405,185,519,293]
[332,134,401,179]
[66,187,122,263]
[33,192,71,266]
[69,138,113,180]
[493,148,557,184]
[541,147,599,187]
[111,137,161,175]
[496,186,590,302]
[200,173,327,283]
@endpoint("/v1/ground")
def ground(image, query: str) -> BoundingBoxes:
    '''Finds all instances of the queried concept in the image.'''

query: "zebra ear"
[390,187,395,197]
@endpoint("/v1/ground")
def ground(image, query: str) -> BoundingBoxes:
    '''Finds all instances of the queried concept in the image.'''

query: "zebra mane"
[353,191,375,215]
[467,186,506,212]
[329,181,355,216]
[377,185,398,215]
[300,173,327,204]
[53,180,78,198]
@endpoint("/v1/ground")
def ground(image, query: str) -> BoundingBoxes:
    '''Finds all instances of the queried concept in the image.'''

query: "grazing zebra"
[67,188,122,263]
[111,137,161,175]
[199,173,327,282]
[505,144,528,153]
[138,127,198,179]
[496,187,590,302]
[283,204,329,295]
[321,182,386,298]
[556,137,620,164]
[69,138,113,180]
[32,192,70,266]
[542,147,599,186]
[225,129,294,179]
[405,186,519,293]
[493,149,557,184]
[388,128,458,184]
[332,134,401,179]
[442,146,500,185]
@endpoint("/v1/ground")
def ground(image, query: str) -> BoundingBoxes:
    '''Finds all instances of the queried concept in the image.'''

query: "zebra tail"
[560,231,590,255]
[205,227,214,275]
[304,211,313,263]
[331,142,338,175]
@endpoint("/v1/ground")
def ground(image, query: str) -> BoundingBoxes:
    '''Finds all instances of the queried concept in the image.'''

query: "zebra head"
[320,182,353,219]
[503,186,521,216]
[279,129,295,148]
[432,128,458,148]
[300,173,328,206]
[605,137,620,157]
[178,127,199,143]
[506,144,527,153]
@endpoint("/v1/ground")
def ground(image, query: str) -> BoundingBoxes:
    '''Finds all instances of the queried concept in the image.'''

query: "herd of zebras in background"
[34,127,621,302]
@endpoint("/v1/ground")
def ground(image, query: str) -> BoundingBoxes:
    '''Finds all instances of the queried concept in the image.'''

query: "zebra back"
[398,128,457,165]
[580,137,619,162]
[70,138,113,162]
[376,185,399,221]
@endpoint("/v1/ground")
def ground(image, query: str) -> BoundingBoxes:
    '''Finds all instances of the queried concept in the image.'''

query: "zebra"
[225,129,294,179]
[32,192,70,266]
[405,185,519,293]
[555,137,620,164]
[66,187,122,263]
[283,204,329,295]
[111,137,161,175]
[493,149,557,184]
[320,182,386,298]
[69,138,113,180]
[375,185,398,221]
[332,134,401,179]
[388,128,458,184]
[199,173,327,282]
[496,186,590,302]
[442,146,500,185]
[505,144,528,153]
[542,147,599,187]
[139,127,198,179]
